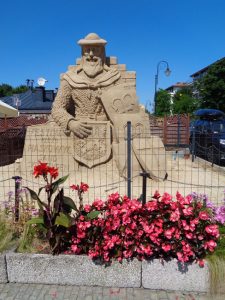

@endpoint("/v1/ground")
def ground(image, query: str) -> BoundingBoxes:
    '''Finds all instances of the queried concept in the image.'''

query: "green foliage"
[27,185,75,255]
[0,83,28,97]
[206,228,225,295]
[0,214,17,252]
[173,87,199,114]
[196,58,225,112]
[155,89,171,116]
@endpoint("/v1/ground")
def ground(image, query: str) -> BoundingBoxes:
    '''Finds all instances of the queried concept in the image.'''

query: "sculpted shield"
[73,121,111,168]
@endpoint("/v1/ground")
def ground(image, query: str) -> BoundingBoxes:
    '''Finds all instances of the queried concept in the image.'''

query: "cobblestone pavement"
[0,283,224,300]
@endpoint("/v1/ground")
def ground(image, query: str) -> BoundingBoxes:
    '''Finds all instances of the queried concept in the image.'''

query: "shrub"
[68,191,219,266]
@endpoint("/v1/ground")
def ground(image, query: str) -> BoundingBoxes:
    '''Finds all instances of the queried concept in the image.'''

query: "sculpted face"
[82,45,105,78]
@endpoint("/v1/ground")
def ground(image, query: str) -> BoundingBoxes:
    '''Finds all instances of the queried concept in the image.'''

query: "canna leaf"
[86,211,101,220]
[55,212,71,227]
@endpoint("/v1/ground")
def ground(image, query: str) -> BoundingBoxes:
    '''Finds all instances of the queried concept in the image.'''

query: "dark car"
[190,109,225,165]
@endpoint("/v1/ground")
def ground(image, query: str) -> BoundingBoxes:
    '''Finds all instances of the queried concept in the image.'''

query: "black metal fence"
[0,120,224,208]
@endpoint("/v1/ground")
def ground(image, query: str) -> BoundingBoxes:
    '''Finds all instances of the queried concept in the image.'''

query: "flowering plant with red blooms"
[68,191,220,266]
[25,162,77,254]
[70,182,89,210]
[33,161,59,180]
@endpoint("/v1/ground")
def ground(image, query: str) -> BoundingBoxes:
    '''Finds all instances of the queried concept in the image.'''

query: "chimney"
[34,86,45,101]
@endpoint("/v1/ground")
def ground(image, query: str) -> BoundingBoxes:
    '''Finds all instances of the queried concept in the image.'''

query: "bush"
[68,191,219,265]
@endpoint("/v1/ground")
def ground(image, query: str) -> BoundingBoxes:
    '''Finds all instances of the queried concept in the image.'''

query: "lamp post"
[154,60,171,114]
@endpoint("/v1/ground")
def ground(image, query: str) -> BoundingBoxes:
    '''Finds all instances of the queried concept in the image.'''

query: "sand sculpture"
[50,33,167,180]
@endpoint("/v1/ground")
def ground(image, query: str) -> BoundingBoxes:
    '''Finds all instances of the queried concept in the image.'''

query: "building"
[190,57,225,82]
[0,86,55,116]
[0,86,56,130]
[165,82,190,97]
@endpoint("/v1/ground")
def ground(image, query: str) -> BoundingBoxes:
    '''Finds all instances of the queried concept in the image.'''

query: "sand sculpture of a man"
[52,33,167,180]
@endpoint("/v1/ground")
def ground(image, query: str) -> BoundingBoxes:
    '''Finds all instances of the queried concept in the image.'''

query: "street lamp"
[154,60,171,114]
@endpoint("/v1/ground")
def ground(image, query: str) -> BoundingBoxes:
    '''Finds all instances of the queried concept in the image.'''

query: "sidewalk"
[0,283,222,300]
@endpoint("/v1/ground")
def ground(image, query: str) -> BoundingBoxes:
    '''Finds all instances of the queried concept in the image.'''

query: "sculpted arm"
[51,79,92,138]
[51,79,74,130]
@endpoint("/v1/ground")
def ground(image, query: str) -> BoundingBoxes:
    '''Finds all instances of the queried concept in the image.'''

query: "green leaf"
[52,175,69,194]
[38,186,45,196]
[24,187,48,211]
[55,213,71,227]
[27,217,44,225]
[63,196,78,212]
[86,211,101,220]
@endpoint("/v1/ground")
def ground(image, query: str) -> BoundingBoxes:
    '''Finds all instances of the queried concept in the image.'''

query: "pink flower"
[181,220,190,230]
[198,259,205,267]
[164,228,175,239]
[205,225,219,238]
[204,240,217,252]
[84,204,91,212]
[162,243,171,252]
[92,199,104,210]
[146,200,158,211]
[183,207,194,216]
[199,211,210,221]
[185,232,193,239]
[153,190,161,199]
[161,192,172,204]
[170,209,180,222]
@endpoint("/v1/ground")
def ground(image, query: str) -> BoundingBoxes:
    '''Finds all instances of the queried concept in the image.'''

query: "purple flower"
[214,205,225,225]
[7,191,14,197]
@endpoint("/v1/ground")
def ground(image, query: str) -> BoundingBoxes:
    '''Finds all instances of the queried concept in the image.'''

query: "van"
[190,109,225,165]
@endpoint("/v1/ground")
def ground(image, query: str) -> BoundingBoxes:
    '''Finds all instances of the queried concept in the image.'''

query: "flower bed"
[1,161,225,292]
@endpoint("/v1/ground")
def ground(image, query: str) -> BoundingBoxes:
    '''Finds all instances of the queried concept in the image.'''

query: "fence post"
[140,172,150,205]
[191,129,196,162]
[12,176,22,222]
[177,115,181,147]
[127,121,132,199]
[163,115,167,145]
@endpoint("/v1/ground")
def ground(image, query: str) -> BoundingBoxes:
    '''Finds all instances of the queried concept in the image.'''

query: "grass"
[0,214,18,253]
[206,226,225,295]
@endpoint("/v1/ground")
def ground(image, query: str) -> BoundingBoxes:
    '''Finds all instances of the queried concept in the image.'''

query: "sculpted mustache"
[86,57,98,62]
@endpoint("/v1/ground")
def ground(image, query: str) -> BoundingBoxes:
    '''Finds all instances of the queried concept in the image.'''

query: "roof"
[0,89,53,112]
[165,82,189,91]
[0,100,19,118]
[190,57,225,78]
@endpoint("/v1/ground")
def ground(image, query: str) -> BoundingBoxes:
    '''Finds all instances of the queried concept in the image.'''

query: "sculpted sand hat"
[78,33,107,46]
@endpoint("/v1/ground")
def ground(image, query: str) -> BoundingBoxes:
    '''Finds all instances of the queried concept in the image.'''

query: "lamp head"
[165,67,171,77]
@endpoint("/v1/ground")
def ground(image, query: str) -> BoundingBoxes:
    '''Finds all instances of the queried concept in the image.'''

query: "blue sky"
[0,0,225,111]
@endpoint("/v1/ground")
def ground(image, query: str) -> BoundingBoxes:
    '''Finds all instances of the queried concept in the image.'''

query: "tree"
[196,57,225,112]
[173,88,199,115]
[155,89,171,116]
[0,83,28,97]
[0,84,13,97]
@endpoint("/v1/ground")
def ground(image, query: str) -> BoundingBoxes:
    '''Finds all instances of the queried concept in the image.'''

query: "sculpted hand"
[68,120,92,138]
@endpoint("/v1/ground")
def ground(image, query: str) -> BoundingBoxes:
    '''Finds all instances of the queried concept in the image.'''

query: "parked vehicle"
[190,109,225,165]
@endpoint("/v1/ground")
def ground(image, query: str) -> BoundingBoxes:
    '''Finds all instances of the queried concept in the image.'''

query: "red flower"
[33,161,48,178]
[70,184,79,191]
[70,182,89,193]
[80,182,89,192]
[47,166,59,179]
[198,259,205,267]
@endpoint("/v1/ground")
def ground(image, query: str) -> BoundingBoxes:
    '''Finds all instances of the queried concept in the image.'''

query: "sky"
[0,0,225,111]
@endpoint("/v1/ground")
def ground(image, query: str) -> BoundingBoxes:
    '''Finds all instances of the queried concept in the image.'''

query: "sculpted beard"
[82,57,103,78]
